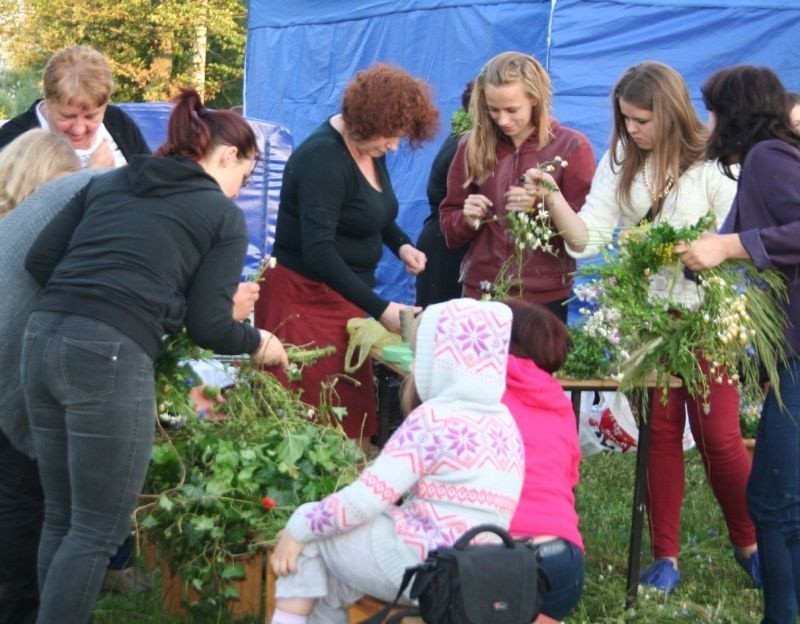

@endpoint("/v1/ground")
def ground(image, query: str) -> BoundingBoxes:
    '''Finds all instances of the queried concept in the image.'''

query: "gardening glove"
[344,317,401,373]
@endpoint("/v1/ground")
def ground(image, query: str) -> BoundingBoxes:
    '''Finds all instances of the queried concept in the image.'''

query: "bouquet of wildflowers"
[561,214,788,407]
[505,156,568,257]
[477,157,568,300]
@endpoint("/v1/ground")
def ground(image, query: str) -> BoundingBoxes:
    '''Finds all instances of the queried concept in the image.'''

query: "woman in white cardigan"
[527,61,760,594]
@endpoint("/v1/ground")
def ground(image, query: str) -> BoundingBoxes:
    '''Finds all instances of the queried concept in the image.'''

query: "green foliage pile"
[138,361,364,607]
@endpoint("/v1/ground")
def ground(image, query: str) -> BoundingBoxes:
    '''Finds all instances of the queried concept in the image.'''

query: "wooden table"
[370,345,682,608]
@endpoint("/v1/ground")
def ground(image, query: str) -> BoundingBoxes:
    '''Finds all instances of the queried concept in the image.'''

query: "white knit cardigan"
[566,150,737,309]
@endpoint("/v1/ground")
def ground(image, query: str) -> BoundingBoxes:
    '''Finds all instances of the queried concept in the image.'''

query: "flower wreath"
[560,213,788,409]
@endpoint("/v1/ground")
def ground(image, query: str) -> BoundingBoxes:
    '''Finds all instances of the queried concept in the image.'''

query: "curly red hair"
[341,64,439,147]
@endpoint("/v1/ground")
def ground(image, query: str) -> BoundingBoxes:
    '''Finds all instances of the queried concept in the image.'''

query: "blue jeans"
[537,538,585,620]
[747,356,800,624]
[21,311,155,624]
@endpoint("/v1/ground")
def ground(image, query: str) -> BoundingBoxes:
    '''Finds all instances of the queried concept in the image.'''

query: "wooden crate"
[159,547,420,622]
[161,552,267,620]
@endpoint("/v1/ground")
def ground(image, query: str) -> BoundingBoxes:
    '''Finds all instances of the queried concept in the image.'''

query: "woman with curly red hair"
[255,63,438,445]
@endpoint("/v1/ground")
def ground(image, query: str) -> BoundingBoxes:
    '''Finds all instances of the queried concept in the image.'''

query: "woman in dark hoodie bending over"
[21,88,287,624]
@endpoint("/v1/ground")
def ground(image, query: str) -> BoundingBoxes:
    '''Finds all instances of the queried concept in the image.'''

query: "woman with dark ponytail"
[21,87,288,624]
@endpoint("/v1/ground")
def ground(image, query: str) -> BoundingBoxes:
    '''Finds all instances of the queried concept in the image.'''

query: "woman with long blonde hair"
[439,51,596,320]
[0,129,80,218]
[0,127,81,623]
[528,61,758,593]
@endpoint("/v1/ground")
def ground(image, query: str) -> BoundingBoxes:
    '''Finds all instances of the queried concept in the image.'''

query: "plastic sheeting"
[245,0,800,304]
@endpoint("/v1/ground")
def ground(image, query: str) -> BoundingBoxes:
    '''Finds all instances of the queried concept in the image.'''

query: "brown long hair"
[465,51,553,184]
[156,88,258,162]
[503,298,569,373]
[610,62,707,212]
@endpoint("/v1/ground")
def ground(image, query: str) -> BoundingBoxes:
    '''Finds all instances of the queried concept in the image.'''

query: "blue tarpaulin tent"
[244,0,800,304]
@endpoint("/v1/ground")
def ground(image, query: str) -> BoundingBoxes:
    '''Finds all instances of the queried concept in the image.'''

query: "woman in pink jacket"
[502,298,584,622]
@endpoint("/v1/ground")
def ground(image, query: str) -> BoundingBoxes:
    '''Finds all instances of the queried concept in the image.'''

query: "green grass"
[94,449,763,623]
[572,451,762,623]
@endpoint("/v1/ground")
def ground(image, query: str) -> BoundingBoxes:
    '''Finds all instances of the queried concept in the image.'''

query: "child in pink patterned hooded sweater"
[268,298,524,624]
[502,298,584,623]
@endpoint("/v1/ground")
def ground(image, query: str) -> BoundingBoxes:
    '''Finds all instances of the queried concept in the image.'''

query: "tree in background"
[0,0,247,112]
[0,67,41,119]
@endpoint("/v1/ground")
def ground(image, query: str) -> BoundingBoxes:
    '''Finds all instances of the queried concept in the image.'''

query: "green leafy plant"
[449,107,472,135]
[561,214,788,408]
[139,343,364,608]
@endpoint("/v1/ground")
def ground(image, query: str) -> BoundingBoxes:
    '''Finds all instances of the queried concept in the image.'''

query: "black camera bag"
[361,524,543,624]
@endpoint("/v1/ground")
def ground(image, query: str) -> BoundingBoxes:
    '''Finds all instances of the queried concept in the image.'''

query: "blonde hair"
[609,62,707,213]
[464,51,553,184]
[43,45,114,109]
[0,129,81,218]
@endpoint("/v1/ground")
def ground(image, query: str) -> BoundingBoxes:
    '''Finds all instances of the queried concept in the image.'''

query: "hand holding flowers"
[463,192,493,230]
[675,231,750,270]
[471,157,570,299]
[504,157,568,256]
[520,157,566,204]
[252,328,289,368]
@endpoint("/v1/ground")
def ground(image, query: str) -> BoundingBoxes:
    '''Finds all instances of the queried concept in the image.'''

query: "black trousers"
[0,430,43,624]
[414,219,468,308]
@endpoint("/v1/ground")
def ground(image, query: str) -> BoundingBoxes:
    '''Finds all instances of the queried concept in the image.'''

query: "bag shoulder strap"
[358,565,422,624]
[385,607,421,623]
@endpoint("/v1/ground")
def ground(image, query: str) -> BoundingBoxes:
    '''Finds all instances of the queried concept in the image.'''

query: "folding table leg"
[625,394,652,608]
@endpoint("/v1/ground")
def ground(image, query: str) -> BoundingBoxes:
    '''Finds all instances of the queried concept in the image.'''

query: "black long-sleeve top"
[272,120,411,319]
[0,100,150,158]
[25,155,261,360]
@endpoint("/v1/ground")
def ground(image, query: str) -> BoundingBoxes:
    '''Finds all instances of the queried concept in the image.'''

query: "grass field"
[94,449,763,623]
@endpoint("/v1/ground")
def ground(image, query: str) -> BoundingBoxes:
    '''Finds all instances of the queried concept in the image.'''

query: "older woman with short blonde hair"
[0,44,149,168]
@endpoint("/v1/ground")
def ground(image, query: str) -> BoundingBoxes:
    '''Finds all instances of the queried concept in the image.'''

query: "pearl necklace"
[641,156,674,201]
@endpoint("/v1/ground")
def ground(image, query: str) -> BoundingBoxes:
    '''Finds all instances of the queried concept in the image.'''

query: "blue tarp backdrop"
[244,0,800,305]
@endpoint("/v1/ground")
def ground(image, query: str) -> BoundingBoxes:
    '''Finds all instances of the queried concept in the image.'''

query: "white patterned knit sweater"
[285,299,524,581]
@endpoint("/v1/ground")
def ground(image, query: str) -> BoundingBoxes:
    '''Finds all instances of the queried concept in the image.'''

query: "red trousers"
[254,263,377,441]
[645,360,756,558]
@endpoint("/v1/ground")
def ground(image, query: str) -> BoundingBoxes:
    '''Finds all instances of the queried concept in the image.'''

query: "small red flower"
[261,496,276,509]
